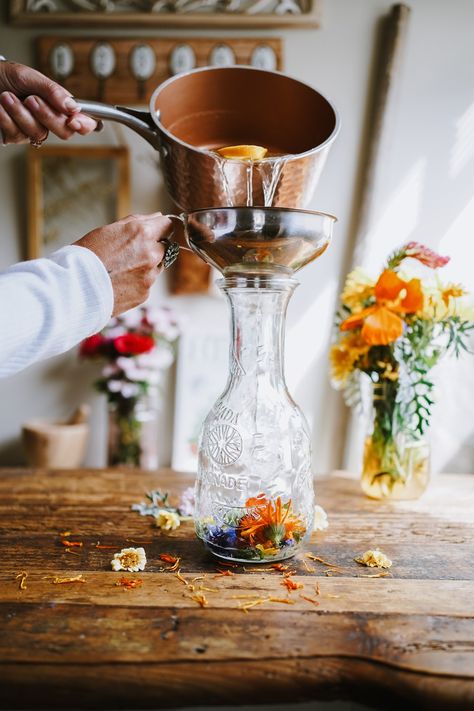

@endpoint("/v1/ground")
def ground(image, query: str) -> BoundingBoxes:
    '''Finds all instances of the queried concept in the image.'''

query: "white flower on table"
[111,547,147,572]
[155,509,181,531]
[355,549,392,569]
[313,504,329,531]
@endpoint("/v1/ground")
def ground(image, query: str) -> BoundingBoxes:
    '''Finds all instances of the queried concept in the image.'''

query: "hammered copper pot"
[79,66,340,211]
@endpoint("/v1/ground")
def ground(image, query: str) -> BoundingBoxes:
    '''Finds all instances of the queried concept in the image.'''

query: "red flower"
[113,333,155,356]
[404,242,450,269]
[79,333,106,358]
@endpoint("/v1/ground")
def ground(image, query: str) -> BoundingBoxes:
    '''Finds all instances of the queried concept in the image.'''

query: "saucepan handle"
[78,100,161,150]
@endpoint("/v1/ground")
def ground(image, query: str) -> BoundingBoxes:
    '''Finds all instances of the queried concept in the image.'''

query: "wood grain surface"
[0,468,473,710]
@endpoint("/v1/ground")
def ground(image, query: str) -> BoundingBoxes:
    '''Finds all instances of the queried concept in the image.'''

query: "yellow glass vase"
[360,382,430,501]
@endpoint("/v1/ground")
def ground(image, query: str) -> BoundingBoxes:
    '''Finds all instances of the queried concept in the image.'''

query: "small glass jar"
[361,381,430,500]
[195,274,315,562]
[107,386,160,469]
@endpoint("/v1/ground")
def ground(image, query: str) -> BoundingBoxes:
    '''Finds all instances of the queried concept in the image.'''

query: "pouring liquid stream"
[211,147,287,209]
[200,146,320,275]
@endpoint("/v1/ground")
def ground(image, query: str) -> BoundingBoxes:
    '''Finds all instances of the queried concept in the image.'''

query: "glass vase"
[361,381,430,500]
[107,387,160,469]
[195,274,314,563]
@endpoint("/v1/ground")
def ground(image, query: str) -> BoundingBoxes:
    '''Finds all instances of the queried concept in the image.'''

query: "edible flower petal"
[355,549,392,568]
[313,505,329,531]
[111,547,147,572]
[155,510,181,531]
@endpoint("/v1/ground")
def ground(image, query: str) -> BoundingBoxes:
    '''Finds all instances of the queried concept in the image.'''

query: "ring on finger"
[29,130,48,148]
[161,240,180,270]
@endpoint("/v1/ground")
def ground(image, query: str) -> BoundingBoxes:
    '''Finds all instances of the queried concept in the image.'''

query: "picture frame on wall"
[9,0,320,29]
[27,145,130,260]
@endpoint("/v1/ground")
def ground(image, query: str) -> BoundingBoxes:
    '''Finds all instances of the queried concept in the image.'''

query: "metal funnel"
[174,207,336,276]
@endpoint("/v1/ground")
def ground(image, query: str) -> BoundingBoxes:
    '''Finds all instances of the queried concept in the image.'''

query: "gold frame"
[9,0,320,29]
[27,145,130,260]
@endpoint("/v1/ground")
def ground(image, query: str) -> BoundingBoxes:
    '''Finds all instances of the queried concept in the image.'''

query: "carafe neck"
[219,274,297,387]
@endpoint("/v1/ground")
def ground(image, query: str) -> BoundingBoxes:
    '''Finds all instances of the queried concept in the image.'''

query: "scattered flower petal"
[355,549,392,568]
[155,509,181,531]
[111,547,147,572]
[313,505,329,531]
[15,572,28,590]
[52,575,87,584]
[115,577,143,590]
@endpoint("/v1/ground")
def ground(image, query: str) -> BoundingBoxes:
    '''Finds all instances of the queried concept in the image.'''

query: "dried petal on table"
[175,570,189,586]
[238,597,268,613]
[159,553,181,571]
[282,577,304,592]
[111,547,147,572]
[305,553,343,569]
[154,509,181,531]
[268,597,296,605]
[52,575,87,584]
[359,571,392,578]
[15,572,28,590]
[115,576,143,590]
[313,505,329,531]
[159,553,179,564]
[61,540,83,548]
[271,563,289,572]
[190,592,208,608]
[355,549,392,569]
[300,594,320,606]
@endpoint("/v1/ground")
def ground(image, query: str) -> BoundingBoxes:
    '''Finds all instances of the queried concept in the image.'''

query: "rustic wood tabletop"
[0,467,473,710]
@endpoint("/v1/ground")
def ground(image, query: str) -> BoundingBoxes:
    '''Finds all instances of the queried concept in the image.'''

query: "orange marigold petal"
[245,494,267,508]
[401,278,424,312]
[361,307,404,345]
[340,306,376,332]
[375,270,405,301]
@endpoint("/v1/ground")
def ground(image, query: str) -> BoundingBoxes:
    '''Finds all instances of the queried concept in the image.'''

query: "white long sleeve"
[0,245,114,377]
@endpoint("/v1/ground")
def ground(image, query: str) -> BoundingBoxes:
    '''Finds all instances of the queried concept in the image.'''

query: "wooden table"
[0,468,473,710]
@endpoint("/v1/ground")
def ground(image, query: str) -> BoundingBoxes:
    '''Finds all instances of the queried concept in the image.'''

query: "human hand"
[0,60,97,146]
[75,213,174,316]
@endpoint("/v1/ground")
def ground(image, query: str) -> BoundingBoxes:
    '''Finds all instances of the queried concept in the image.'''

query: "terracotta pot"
[79,66,340,211]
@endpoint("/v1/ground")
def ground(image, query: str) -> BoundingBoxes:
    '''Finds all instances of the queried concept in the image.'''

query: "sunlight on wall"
[287,280,336,392]
[361,158,427,271]
[439,194,474,289]
[450,100,474,180]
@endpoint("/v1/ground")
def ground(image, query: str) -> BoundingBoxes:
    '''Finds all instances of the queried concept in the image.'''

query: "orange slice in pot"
[217,145,268,160]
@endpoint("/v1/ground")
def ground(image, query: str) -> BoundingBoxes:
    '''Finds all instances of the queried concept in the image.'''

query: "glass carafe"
[195,273,314,562]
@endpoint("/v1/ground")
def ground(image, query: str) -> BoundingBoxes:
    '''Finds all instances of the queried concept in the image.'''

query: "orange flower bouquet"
[330,242,473,500]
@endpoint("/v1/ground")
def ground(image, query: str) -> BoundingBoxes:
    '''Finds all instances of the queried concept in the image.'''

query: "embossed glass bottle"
[195,274,314,562]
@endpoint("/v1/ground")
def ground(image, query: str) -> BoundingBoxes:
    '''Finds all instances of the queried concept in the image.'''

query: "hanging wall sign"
[9,0,320,29]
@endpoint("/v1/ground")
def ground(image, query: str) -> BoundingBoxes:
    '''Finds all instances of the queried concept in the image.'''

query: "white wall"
[0,0,472,474]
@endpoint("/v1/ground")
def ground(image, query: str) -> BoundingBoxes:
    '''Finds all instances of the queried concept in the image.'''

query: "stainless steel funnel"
[169,207,337,276]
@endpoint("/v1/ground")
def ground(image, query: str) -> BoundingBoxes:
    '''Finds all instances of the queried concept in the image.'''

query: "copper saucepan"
[79,66,340,212]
